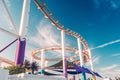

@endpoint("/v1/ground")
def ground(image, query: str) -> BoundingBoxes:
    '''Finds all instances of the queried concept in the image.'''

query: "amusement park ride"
[0,0,101,80]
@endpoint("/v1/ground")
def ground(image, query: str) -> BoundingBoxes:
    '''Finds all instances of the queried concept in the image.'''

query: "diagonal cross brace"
[0,38,18,53]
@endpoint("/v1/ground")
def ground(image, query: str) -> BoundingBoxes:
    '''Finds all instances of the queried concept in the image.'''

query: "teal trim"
[41,69,45,74]
[82,72,86,80]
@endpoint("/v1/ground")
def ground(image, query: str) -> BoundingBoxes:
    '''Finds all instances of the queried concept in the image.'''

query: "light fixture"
[74,33,79,38]
[51,22,55,25]
[77,35,80,37]
[75,33,78,36]
[57,27,61,30]
[72,32,76,35]
[69,30,73,34]
[64,28,69,32]
[37,7,40,9]
[44,15,48,18]
[60,25,64,29]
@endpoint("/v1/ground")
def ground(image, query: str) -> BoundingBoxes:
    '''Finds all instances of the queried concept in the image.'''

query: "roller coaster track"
[34,0,88,50]
[0,56,14,65]
[32,46,89,63]
[0,0,90,66]
[33,0,90,63]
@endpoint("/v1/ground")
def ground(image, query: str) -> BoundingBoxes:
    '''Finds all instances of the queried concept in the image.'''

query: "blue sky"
[0,0,120,78]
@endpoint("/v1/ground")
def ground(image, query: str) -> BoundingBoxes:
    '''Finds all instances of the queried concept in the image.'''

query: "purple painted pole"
[15,0,30,66]
[64,58,67,78]
[61,30,67,78]
[73,75,75,80]
[15,39,26,65]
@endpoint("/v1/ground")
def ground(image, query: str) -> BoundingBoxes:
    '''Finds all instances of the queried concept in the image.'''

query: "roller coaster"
[0,0,96,80]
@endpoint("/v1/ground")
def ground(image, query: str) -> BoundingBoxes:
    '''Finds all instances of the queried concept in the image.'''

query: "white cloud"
[99,64,120,79]
[110,0,118,9]
[25,45,36,60]
[100,71,120,79]
[85,55,100,66]
[0,1,8,26]
[30,19,60,48]
[100,64,118,71]
[0,0,14,32]
[93,0,120,10]
[92,56,100,64]
[110,0,120,10]
[112,53,120,57]
[29,19,72,59]
[91,39,120,50]
[95,64,120,79]
[0,0,11,7]
[4,0,11,7]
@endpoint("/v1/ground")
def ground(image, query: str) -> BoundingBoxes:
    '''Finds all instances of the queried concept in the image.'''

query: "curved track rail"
[34,0,88,50]
[0,0,90,66]
[32,46,89,62]
[0,56,14,66]
[33,0,90,64]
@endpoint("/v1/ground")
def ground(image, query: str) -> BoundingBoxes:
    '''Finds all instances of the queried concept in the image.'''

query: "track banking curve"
[32,46,89,62]
[33,0,90,63]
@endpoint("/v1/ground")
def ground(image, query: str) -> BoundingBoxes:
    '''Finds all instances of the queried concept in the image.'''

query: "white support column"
[30,56,33,63]
[61,30,67,78]
[19,0,30,40]
[61,30,65,59]
[0,60,2,68]
[45,61,48,67]
[41,49,45,75]
[77,38,83,66]
[77,38,86,80]
[88,49,94,71]
[88,49,96,80]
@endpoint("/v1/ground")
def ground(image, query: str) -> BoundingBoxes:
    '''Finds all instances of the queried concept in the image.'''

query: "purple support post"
[61,30,67,78]
[15,39,26,66]
[73,75,75,80]
[15,0,30,66]
[63,58,67,78]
